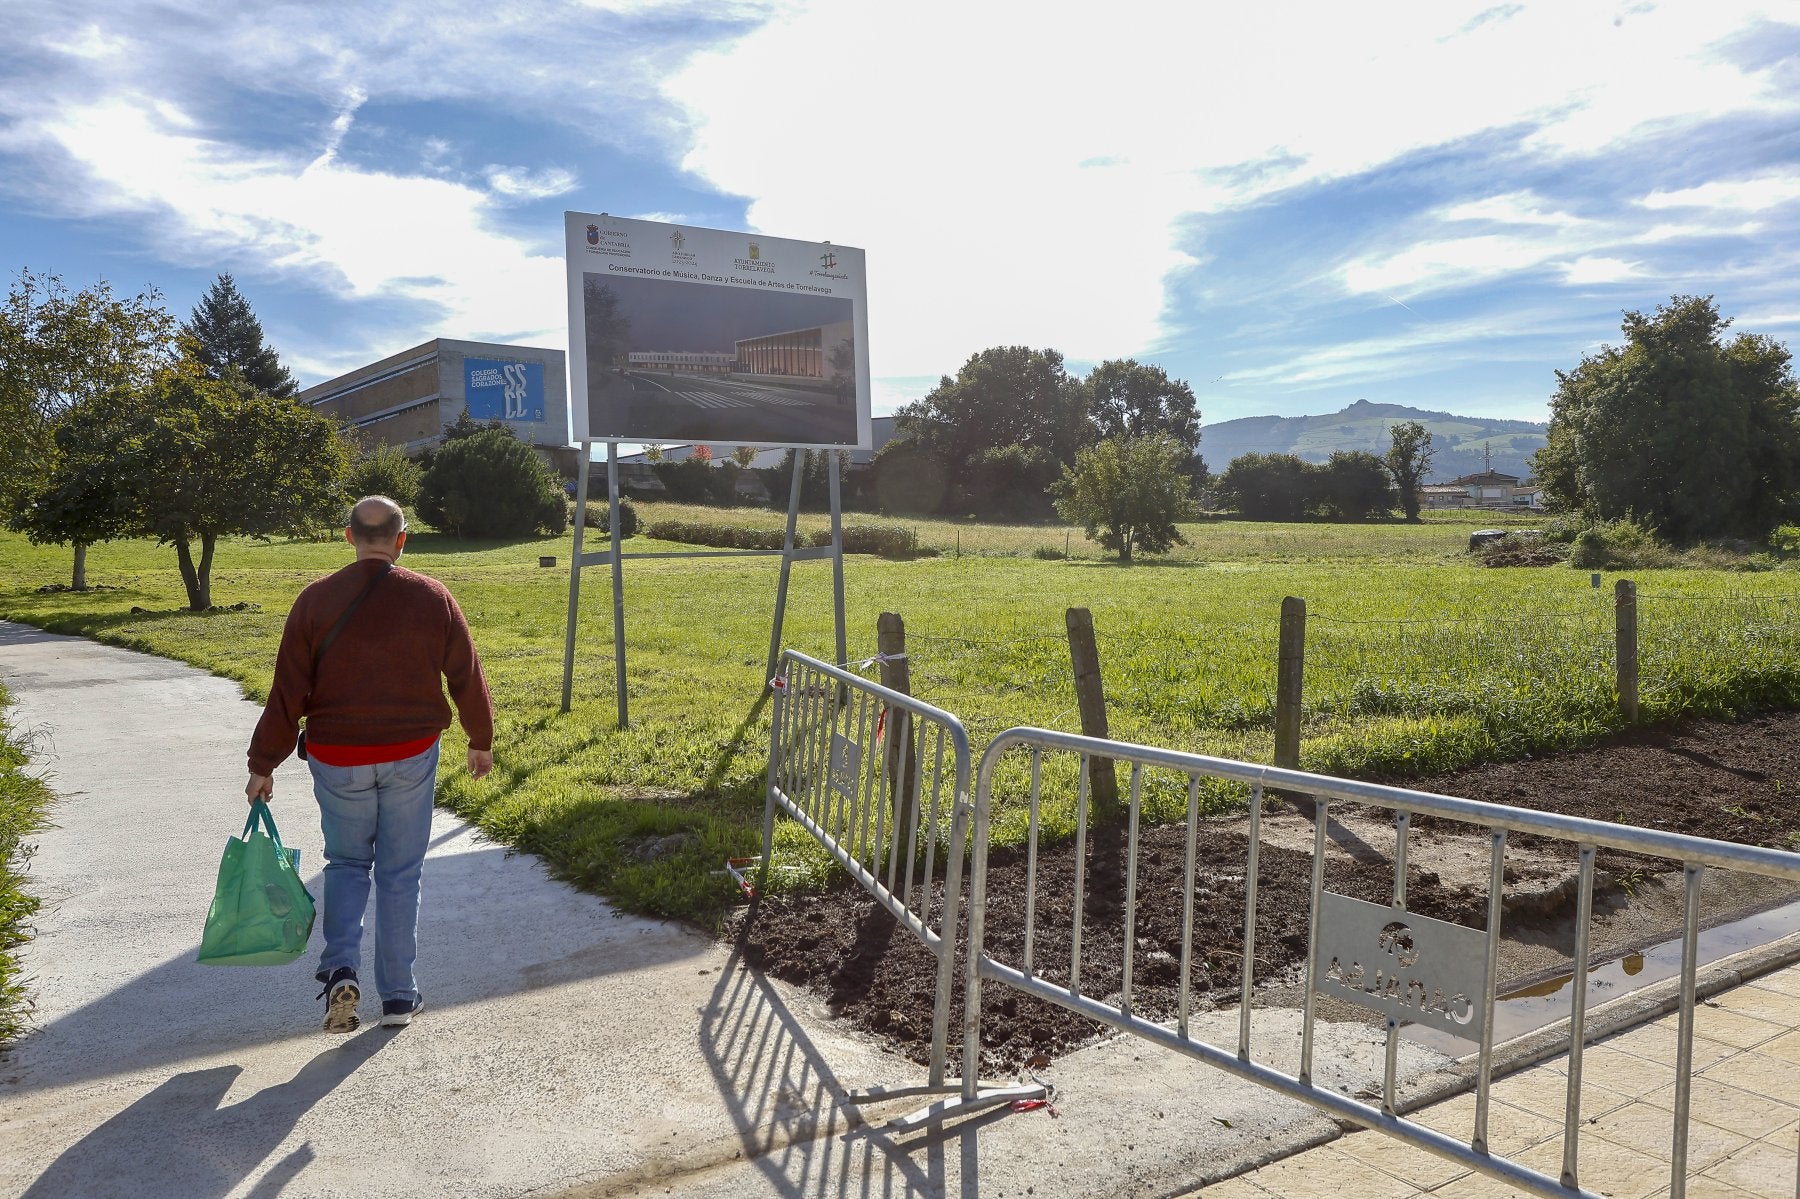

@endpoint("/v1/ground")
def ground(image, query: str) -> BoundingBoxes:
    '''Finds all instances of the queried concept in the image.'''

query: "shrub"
[809,525,920,557]
[643,521,918,557]
[645,520,786,550]
[1033,546,1068,560]
[347,443,423,508]
[1771,524,1800,556]
[569,497,638,538]
[1569,518,1679,570]
[417,427,566,538]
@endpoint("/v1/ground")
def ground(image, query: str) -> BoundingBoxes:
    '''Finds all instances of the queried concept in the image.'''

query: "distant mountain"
[1198,399,1547,482]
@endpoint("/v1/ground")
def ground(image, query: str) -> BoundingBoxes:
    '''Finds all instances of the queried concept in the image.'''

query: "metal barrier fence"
[761,651,1036,1108]
[938,728,1800,1198]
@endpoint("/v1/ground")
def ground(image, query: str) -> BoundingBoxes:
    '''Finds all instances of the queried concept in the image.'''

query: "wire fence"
[862,588,1800,781]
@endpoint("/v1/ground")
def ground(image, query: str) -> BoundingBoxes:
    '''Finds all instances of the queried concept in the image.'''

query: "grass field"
[0,682,54,1045]
[2,508,1798,927]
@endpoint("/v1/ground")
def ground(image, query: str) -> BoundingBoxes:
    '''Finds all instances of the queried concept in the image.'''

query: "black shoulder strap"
[312,564,391,673]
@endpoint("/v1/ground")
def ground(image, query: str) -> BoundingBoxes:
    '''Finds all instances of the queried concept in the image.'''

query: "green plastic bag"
[197,801,316,966]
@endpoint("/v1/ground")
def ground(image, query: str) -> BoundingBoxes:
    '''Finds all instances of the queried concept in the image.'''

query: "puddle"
[1402,892,1800,1057]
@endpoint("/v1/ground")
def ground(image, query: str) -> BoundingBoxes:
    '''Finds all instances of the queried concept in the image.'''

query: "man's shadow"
[23,1029,392,1199]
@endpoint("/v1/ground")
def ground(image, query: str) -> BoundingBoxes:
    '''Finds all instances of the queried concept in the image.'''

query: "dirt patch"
[728,712,1800,1072]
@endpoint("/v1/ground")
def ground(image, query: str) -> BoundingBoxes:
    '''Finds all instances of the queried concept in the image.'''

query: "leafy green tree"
[0,270,174,513]
[418,426,566,538]
[116,364,349,609]
[1053,434,1195,562]
[1384,420,1435,521]
[1081,359,1202,476]
[8,389,144,589]
[888,346,1087,513]
[1316,450,1396,520]
[348,442,424,508]
[1214,452,1314,520]
[1533,296,1800,539]
[182,274,298,396]
[962,444,1062,521]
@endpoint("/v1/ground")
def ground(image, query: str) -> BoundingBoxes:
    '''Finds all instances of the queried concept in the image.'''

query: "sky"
[2,0,1797,437]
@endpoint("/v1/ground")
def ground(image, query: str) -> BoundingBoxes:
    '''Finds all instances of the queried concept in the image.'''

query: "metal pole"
[560,444,593,713]
[607,441,628,729]
[829,450,847,669]
[766,451,806,680]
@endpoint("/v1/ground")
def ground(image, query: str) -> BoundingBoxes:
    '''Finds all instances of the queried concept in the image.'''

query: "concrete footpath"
[16,617,1750,1199]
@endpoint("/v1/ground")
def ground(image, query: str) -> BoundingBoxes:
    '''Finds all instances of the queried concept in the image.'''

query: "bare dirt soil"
[726,712,1800,1071]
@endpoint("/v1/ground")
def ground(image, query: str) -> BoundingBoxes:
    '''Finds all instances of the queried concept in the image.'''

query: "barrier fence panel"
[762,650,1038,1109]
[939,728,1800,1198]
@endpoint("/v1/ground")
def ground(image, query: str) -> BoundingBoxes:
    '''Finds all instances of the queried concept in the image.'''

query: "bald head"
[349,496,406,545]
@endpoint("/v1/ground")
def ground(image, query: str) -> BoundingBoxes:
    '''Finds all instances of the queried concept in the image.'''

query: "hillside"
[1199,399,1547,482]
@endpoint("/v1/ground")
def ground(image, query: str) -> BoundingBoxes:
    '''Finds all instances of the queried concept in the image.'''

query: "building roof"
[1451,470,1521,486]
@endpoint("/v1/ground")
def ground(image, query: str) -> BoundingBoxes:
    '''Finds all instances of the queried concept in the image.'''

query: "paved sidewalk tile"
[1334,1129,1471,1191]
[1215,966,1800,1199]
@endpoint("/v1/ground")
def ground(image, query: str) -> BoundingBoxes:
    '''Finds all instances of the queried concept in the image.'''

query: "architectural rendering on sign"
[565,213,871,449]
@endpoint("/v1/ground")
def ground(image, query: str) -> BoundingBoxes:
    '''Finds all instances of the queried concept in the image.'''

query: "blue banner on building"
[464,358,545,422]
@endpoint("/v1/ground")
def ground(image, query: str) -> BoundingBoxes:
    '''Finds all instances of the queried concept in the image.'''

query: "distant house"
[1417,471,1542,511]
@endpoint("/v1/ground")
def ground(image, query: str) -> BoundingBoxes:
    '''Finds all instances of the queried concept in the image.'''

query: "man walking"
[246,495,494,1032]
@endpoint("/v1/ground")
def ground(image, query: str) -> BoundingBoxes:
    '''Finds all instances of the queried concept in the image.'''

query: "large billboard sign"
[464,357,546,422]
[564,212,871,449]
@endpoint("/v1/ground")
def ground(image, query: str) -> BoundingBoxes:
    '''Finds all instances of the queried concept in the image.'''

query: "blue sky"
[3,0,1797,433]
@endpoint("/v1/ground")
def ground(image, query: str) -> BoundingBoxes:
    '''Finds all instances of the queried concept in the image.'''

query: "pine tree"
[182,273,298,397]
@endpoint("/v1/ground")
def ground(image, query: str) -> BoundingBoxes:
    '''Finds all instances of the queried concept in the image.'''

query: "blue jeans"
[308,739,440,1003]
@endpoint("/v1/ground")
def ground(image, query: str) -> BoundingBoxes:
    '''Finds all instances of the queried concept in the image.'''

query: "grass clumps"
[0,683,53,1046]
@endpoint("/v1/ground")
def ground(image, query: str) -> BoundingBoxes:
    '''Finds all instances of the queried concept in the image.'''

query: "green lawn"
[1,682,54,1045]
[2,511,1797,927]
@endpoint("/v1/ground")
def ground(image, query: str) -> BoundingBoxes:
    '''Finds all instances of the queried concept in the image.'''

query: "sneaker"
[380,997,424,1027]
[316,967,360,1034]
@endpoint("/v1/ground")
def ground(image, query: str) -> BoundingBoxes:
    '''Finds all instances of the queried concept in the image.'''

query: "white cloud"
[666,0,1796,376]
[1561,256,1640,284]
[1642,171,1800,212]
[26,94,567,344]
[483,164,578,200]
[1442,191,1588,227]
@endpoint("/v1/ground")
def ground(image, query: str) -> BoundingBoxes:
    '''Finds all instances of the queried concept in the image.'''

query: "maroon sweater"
[247,558,494,775]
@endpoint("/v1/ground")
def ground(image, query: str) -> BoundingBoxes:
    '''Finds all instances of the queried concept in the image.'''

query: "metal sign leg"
[608,441,628,729]
[829,450,847,670]
[561,444,593,713]
[767,450,807,680]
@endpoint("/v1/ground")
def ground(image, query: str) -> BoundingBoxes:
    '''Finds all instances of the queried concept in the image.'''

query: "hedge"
[644,520,919,557]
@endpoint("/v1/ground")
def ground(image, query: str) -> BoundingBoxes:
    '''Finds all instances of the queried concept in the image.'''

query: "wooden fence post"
[1615,580,1638,724]
[1066,607,1119,809]
[1274,596,1306,771]
[1273,596,1315,817]
[877,612,919,851]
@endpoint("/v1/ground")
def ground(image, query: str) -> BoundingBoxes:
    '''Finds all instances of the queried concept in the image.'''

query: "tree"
[347,442,424,508]
[0,270,174,514]
[8,389,144,589]
[1533,296,1800,539]
[960,444,1062,521]
[418,426,566,539]
[1384,420,1435,522]
[120,366,349,609]
[1081,359,1202,476]
[1053,434,1195,562]
[182,274,298,396]
[1316,451,1396,520]
[888,346,1087,514]
[1214,452,1314,520]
